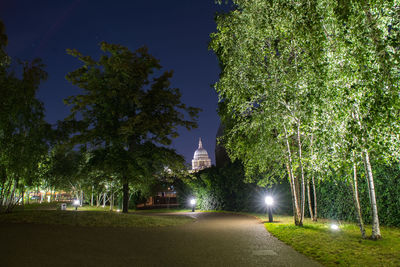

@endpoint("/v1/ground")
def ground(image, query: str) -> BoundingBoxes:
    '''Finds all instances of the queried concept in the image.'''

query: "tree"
[320,0,400,239]
[0,21,51,212]
[211,0,399,238]
[211,0,326,226]
[64,42,200,212]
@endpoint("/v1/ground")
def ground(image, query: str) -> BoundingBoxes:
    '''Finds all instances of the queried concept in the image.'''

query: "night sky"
[1,1,231,165]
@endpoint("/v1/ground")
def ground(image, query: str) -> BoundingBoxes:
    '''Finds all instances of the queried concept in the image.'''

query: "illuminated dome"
[194,143,209,159]
[191,138,212,171]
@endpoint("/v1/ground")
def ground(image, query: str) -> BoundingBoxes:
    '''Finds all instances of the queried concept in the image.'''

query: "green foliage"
[185,163,255,211]
[64,42,200,148]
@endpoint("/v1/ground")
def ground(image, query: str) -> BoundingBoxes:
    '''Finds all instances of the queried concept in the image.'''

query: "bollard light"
[190,198,196,212]
[330,224,339,231]
[265,196,274,222]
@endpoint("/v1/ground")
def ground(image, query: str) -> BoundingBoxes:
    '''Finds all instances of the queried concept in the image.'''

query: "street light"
[265,196,274,222]
[190,198,196,212]
[73,199,80,211]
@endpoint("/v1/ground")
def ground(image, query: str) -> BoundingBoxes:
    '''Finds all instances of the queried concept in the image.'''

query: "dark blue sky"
[1,1,231,165]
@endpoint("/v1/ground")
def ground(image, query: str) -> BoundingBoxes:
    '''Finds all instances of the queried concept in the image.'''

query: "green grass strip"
[263,216,400,266]
[0,209,193,228]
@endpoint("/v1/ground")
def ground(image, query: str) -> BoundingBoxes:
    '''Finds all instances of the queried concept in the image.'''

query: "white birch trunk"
[362,150,381,239]
[296,121,305,224]
[350,154,366,238]
[284,125,302,226]
[310,132,317,221]
[307,180,314,220]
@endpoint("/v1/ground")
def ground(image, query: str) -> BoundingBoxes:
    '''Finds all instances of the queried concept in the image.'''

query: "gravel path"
[0,212,321,267]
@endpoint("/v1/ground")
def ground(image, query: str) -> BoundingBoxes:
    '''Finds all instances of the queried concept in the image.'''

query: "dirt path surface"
[0,212,321,267]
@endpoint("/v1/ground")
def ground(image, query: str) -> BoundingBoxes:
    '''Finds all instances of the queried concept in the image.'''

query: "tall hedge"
[181,162,292,214]
[313,162,400,227]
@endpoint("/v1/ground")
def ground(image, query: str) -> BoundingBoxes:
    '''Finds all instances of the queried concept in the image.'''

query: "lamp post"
[190,198,196,212]
[265,196,274,222]
[73,199,80,211]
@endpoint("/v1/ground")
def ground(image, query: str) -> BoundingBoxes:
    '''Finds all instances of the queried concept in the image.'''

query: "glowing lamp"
[265,196,274,206]
[190,198,196,212]
[330,224,339,230]
[73,199,80,211]
[265,196,274,222]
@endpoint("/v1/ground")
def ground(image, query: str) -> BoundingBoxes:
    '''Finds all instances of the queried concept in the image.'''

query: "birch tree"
[211,0,326,226]
[212,1,400,236]
[0,21,50,212]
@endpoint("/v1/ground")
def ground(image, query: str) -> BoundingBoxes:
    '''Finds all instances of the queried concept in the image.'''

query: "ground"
[0,212,320,267]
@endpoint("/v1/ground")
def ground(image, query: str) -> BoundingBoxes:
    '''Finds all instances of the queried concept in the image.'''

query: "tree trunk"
[5,178,18,213]
[352,109,381,239]
[311,174,317,221]
[284,125,302,226]
[286,163,297,222]
[362,154,372,206]
[2,181,12,206]
[103,193,106,207]
[91,186,94,206]
[296,122,305,224]
[122,181,129,213]
[309,132,317,221]
[307,180,314,220]
[110,191,114,211]
[21,188,25,207]
[350,155,366,238]
[362,150,381,239]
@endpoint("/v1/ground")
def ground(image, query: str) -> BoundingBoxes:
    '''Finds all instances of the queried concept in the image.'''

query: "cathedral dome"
[194,147,209,159]
[191,138,212,171]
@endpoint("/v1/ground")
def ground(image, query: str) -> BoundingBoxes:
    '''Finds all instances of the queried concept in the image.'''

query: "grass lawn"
[0,203,194,227]
[261,215,400,266]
